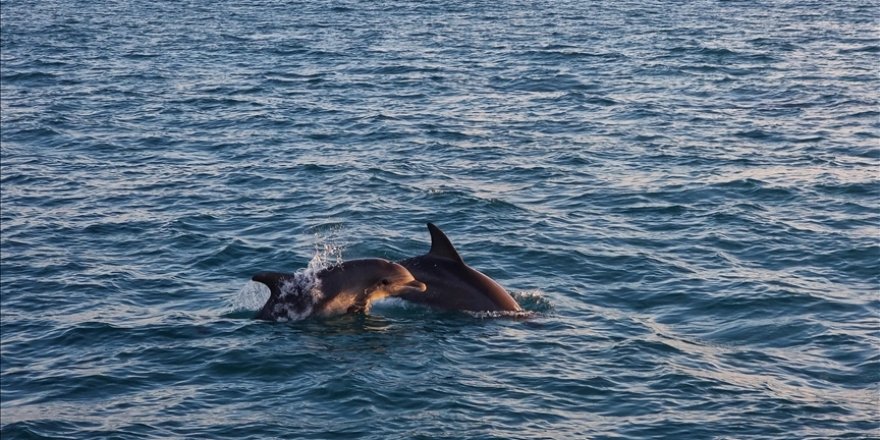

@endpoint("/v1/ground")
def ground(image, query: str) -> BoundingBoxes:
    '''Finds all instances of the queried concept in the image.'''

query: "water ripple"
[3,0,879,439]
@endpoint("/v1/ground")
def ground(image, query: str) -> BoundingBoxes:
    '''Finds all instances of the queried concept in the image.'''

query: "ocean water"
[2,0,879,438]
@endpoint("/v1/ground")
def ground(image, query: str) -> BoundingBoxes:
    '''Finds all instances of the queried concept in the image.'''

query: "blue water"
[2,0,879,438]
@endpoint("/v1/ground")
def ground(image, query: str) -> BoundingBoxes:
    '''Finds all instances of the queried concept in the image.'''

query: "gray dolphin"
[253,258,426,321]
[397,223,521,312]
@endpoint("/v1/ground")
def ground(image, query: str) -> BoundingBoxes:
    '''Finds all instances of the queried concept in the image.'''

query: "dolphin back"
[398,223,521,312]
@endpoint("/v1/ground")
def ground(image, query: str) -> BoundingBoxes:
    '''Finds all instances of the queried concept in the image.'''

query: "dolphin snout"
[395,279,427,295]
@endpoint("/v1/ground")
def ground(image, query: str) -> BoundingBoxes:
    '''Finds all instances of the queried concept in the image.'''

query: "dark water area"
[2,0,879,438]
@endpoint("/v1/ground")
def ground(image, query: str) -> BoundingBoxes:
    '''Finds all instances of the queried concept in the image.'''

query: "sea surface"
[2,1,879,439]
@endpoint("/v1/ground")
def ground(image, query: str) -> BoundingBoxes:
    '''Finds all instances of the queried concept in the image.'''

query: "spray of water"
[227,230,346,315]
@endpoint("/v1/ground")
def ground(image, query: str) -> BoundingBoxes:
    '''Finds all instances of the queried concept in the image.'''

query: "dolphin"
[397,223,521,312]
[253,258,427,321]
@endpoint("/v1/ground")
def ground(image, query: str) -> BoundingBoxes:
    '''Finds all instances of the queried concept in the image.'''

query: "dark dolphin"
[397,223,521,312]
[253,258,426,321]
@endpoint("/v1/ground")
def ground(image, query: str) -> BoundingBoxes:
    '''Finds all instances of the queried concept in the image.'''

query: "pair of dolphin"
[252,223,521,321]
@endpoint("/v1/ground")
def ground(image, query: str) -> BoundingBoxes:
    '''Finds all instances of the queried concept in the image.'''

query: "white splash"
[271,266,324,322]
[230,281,271,312]
[464,289,553,319]
[262,231,346,321]
[465,309,536,319]
[511,289,554,313]
[227,229,346,319]
[309,228,345,271]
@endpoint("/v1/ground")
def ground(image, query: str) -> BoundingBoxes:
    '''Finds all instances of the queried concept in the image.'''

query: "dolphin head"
[371,260,428,298]
[320,258,426,303]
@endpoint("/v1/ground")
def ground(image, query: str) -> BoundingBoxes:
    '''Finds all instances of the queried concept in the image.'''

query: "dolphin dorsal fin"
[427,223,464,264]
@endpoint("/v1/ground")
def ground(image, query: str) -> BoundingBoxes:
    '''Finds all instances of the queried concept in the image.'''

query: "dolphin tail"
[252,272,295,320]
[252,272,293,299]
